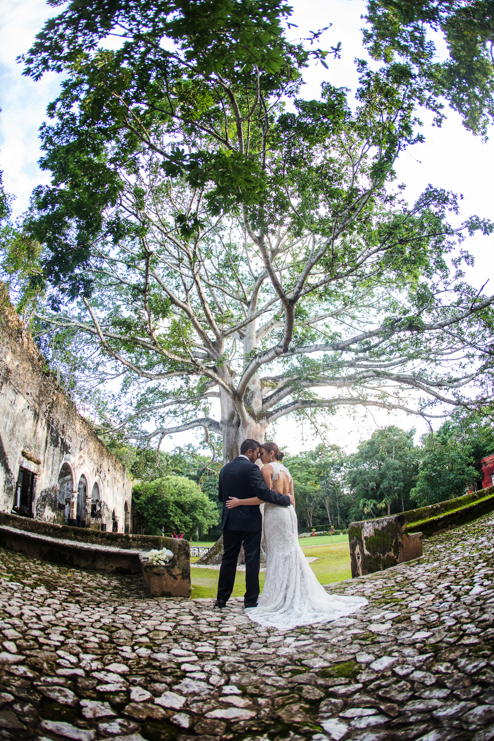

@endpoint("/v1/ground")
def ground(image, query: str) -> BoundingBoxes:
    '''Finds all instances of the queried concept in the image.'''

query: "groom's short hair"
[240,439,260,455]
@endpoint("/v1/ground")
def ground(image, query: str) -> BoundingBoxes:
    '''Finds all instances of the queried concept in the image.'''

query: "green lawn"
[299,534,349,546]
[190,541,352,599]
[192,534,348,548]
[190,541,217,547]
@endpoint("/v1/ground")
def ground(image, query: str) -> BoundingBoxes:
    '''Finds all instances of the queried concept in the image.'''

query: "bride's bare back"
[261,464,293,498]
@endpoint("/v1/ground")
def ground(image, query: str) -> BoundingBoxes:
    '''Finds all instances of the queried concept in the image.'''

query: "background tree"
[411,412,494,505]
[286,448,326,529]
[346,426,418,520]
[132,475,219,537]
[319,447,348,528]
[286,444,348,529]
[17,0,494,462]
[98,436,223,536]
[0,166,45,328]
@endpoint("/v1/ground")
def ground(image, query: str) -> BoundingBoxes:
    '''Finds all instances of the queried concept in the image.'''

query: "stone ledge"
[140,553,191,598]
[406,489,494,537]
[0,522,191,597]
[0,511,169,550]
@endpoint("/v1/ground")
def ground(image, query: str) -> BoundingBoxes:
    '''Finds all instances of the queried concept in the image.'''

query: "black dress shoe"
[214,599,227,609]
[244,602,258,609]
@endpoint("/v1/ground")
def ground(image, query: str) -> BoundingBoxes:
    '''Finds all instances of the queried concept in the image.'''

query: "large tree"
[345,425,418,520]
[18,0,494,462]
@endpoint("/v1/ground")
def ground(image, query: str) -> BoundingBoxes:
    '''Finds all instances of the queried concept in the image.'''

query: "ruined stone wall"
[0,296,132,532]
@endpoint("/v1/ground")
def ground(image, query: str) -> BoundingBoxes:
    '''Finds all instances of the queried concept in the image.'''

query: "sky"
[1,0,493,455]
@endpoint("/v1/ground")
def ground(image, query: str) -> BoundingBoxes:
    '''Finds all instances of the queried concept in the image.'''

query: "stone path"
[1,514,494,741]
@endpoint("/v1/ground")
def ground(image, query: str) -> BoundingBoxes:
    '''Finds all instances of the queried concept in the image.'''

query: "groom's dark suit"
[217,455,291,606]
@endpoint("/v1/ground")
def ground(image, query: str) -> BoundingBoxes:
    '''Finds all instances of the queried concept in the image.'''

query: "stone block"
[349,514,422,578]
[140,543,191,598]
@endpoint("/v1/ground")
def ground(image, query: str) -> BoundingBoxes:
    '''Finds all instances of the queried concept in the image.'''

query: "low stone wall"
[405,487,494,538]
[349,486,494,578]
[0,525,142,574]
[140,553,191,598]
[348,514,422,578]
[0,511,162,550]
[0,512,190,597]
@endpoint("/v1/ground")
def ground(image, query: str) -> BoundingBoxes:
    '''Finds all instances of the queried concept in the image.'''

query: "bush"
[132,475,219,538]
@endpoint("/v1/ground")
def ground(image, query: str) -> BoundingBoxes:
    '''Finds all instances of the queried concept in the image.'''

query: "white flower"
[147,548,174,565]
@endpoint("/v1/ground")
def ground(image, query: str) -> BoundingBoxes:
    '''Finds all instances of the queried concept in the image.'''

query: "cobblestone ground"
[1,515,494,741]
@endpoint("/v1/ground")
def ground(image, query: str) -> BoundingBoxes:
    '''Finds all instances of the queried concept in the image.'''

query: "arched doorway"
[58,463,74,523]
[77,475,87,527]
[91,482,101,519]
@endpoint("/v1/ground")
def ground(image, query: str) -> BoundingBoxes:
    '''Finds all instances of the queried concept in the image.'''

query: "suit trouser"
[217,529,261,606]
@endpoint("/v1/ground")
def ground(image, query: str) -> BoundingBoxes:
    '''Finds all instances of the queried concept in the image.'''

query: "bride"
[225,442,367,629]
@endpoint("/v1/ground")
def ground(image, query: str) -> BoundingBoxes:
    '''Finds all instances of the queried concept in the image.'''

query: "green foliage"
[286,444,348,528]
[411,413,494,505]
[0,169,45,326]
[345,426,418,520]
[132,475,219,537]
[0,170,9,225]
[95,437,223,533]
[11,0,494,461]
[364,0,494,138]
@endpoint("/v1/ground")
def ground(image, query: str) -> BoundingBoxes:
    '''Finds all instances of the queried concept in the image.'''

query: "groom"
[215,438,291,609]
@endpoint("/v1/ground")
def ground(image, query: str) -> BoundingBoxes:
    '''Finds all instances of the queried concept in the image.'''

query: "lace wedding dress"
[247,462,368,630]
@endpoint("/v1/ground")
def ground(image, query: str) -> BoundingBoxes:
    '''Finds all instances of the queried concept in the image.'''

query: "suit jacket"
[218,456,291,532]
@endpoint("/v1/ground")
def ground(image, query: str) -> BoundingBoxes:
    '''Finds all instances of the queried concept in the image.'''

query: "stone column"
[68,491,77,527]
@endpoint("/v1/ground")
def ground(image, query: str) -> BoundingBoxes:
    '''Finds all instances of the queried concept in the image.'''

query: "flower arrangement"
[146,548,174,565]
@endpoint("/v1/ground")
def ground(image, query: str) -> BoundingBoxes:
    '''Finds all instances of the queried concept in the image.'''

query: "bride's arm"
[225,496,263,508]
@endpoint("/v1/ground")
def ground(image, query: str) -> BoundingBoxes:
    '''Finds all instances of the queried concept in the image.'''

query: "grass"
[299,534,349,546]
[190,541,352,599]
[192,534,348,548]
[302,542,352,585]
[190,541,217,547]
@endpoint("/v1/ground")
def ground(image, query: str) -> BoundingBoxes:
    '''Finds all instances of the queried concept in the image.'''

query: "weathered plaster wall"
[0,296,132,532]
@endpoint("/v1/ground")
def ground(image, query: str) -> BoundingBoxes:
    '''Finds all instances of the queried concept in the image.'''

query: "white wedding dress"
[247,462,368,630]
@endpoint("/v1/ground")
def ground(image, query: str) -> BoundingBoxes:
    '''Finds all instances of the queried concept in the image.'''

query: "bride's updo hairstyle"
[260,442,285,461]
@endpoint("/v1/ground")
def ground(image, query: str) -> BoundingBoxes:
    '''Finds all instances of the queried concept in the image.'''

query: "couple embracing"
[215,439,367,630]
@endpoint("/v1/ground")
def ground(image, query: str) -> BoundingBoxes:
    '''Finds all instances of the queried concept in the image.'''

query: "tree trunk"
[205,318,270,566]
[220,405,268,463]
[218,320,268,464]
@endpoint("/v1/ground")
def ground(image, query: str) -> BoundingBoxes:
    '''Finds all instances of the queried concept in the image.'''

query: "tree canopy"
[364,0,494,138]
[15,0,494,461]
[345,425,418,520]
[411,412,494,505]
[132,474,219,537]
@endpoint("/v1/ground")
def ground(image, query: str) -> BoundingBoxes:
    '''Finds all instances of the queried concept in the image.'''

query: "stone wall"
[349,486,494,578]
[0,295,132,533]
[0,512,191,597]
